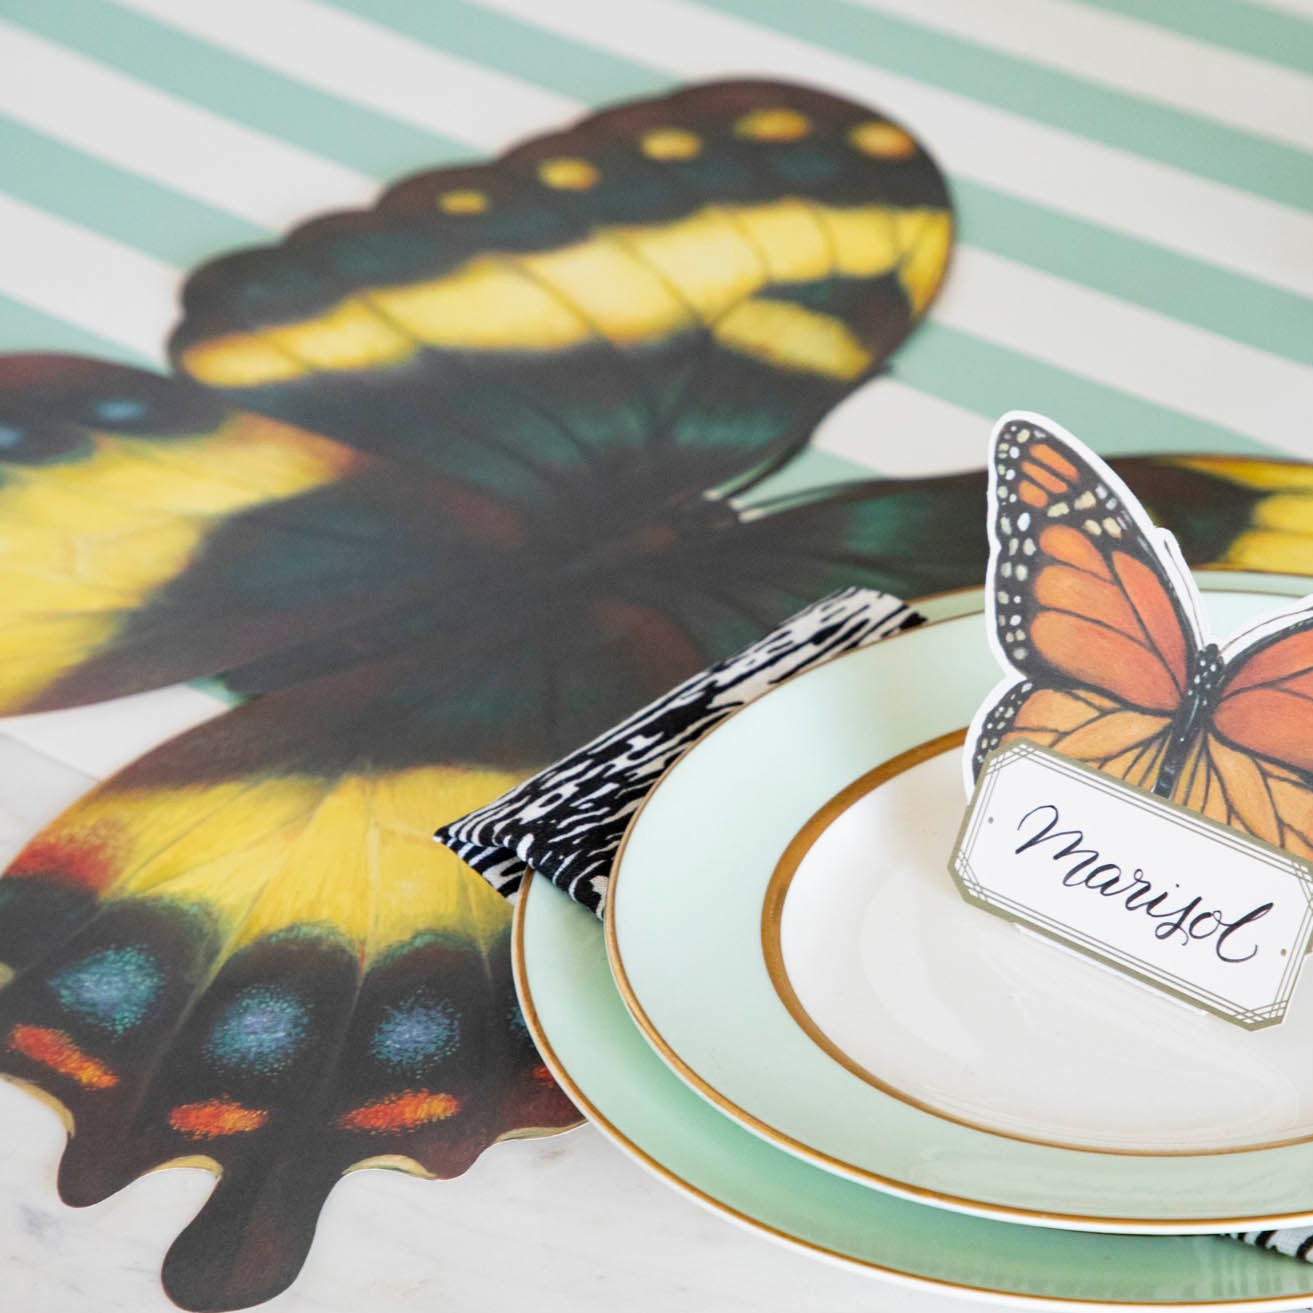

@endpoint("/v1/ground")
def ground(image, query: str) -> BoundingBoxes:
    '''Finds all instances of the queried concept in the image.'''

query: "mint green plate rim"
[516,868,1313,1308]
[604,577,1313,1233]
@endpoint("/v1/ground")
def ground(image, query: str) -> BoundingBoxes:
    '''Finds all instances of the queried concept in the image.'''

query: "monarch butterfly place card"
[952,413,1313,1029]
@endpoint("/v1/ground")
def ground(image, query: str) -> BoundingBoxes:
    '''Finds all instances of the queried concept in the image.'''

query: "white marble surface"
[0,690,1031,1313]
[0,1047,1003,1313]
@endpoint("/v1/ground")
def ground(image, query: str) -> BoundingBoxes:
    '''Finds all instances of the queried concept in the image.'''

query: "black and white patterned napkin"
[435,585,1313,1267]
[436,587,919,913]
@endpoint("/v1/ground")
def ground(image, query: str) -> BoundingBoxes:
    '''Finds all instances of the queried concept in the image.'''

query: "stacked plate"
[514,576,1313,1310]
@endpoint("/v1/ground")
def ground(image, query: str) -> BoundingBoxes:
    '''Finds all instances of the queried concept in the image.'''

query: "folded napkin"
[437,587,919,912]
[435,586,1313,1266]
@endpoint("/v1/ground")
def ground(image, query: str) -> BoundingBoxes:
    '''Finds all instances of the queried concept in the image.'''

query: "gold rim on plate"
[602,604,1313,1230]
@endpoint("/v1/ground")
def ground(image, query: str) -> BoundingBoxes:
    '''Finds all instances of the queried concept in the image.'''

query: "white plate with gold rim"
[605,577,1313,1231]
[516,861,1313,1309]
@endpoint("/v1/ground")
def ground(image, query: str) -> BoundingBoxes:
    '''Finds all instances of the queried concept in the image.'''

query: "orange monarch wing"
[1170,732,1313,861]
[1153,605,1313,857]
[984,684,1175,790]
[1213,612,1313,778]
[972,415,1202,781]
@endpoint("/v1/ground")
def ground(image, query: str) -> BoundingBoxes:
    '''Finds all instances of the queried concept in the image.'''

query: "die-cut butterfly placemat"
[1,77,1313,1312]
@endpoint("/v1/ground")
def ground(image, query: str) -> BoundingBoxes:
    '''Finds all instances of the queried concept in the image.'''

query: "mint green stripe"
[1076,0,1313,77]
[896,323,1262,456]
[323,0,672,103]
[3,0,467,177]
[747,448,871,501]
[0,294,153,364]
[954,181,1313,369]
[697,0,1313,212]
[0,115,265,265]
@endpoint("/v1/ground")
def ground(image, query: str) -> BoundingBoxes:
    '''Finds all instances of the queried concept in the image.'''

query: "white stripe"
[0,21,373,227]
[0,737,95,864]
[0,686,227,781]
[1246,0,1313,20]
[812,381,987,476]
[112,0,576,149]
[0,194,175,361]
[848,0,1313,154]
[939,248,1313,456]
[475,0,1313,300]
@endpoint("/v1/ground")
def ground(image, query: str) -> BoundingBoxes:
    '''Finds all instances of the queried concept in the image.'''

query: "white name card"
[951,741,1313,1029]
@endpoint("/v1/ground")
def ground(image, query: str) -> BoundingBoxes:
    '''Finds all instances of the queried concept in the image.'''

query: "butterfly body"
[971,415,1313,864]
[1156,642,1226,798]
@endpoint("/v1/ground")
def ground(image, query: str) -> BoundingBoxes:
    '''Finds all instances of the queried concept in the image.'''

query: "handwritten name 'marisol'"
[1014,804,1272,965]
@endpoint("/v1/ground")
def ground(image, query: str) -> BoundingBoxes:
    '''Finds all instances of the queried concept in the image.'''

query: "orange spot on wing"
[1202,736,1281,844]
[1054,709,1173,763]
[1038,525,1111,579]
[1223,628,1313,696]
[169,1099,270,1139]
[8,829,121,891]
[1034,565,1139,636]
[1215,688,1313,776]
[337,1091,461,1133]
[1111,552,1188,693]
[1018,482,1048,508]
[1272,776,1313,849]
[1029,443,1079,481]
[1020,460,1067,495]
[1012,688,1114,734]
[1031,613,1181,710]
[8,1024,117,1089]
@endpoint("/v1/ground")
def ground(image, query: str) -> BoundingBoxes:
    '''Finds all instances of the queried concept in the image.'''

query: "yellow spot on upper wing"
[438,189,488,214]
[714,298,872,380]
[1218,529,1313,576]
[640,128,702,160]
[0,416,360,710]
[849,121,917,159]
[891,209,953,312]
[538,157,600,190]
[733,200,831,283]
[616,208,763,322]
[1172,457,1313,491]
[180,201,950,383]
[373,259,590,351]
[269,301,413,372]
[518,239,695,344]
[185,336,303,388]
[734,108,810,141]
[819,206,952,311]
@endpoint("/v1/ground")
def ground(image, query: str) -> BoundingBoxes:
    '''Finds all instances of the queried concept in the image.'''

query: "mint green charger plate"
[516,873,1313,1308]
[515,578,1313,1308]
[604,580,1313,1232]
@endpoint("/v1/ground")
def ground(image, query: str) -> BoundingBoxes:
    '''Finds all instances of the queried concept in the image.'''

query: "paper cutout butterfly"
[970,414,1313,857]
[3,77,1313,1313]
